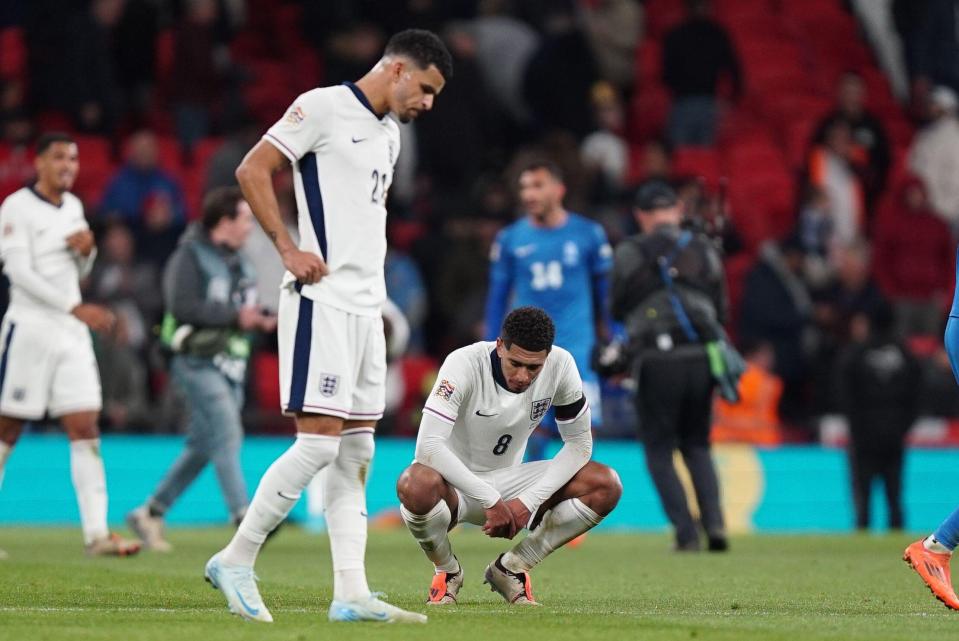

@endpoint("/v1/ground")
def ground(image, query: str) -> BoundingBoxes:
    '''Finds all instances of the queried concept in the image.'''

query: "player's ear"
[389,58,406,83]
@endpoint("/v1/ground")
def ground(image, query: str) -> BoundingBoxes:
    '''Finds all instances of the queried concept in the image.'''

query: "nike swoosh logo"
[277,491,299,500]
[352,136,367,143]
[234,588,260,616]
[475,410,498,417]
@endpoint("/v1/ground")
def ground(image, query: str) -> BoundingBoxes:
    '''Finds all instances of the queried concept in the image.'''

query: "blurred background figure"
[909,86,959,229]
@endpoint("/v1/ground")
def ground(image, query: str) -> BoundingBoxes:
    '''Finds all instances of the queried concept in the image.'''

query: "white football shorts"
[278,285,386,421]
[0,310,102,420]
[453,459,553,528]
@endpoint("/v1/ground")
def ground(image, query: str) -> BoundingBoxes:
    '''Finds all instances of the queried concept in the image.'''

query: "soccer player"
[484,161,613,458]
[397,307,622,605]
[204,30,452,624]
[903,259,959,610]
[0,132,140,557]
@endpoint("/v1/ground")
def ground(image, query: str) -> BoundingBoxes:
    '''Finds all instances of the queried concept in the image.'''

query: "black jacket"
[611,224,727,349]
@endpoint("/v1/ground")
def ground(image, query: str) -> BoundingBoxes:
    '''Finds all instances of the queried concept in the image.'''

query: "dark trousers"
[848,437,905,530]
[635,351,725,546]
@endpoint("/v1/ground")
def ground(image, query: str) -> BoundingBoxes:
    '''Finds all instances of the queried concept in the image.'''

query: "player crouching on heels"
[396,306,621,605]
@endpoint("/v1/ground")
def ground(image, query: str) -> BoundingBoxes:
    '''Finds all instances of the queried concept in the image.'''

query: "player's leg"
[676,356,726,550]
[325,313,426,623]
[0,415,23,487]
[396,462,465,604]
[486,461,621,604]
[207,290,344,622]
[60,411,140,556]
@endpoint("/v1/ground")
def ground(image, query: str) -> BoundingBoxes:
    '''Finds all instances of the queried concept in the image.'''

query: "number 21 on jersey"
[370,169,390,204]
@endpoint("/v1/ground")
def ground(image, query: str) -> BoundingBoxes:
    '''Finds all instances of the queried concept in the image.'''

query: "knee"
[396,464,445,514]
[339,430,375,464]
[585,463,623,516]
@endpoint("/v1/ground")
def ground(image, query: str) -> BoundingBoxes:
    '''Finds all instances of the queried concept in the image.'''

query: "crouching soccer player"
[396,306,621,605]
[903,265,959,611]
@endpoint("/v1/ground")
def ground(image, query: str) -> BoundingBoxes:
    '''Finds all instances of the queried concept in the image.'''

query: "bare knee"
[580,462,623,517]
[396,463,448,515]
[295,413,344,435]
[0,416,24,446]
[60,411,100,441]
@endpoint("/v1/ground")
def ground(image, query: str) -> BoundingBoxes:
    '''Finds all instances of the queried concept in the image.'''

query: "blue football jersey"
[484,213,613,371]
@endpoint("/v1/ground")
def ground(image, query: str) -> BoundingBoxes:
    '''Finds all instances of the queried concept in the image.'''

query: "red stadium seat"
[627,84,671,143]
[0,28,26,80]
[673,147,722,190]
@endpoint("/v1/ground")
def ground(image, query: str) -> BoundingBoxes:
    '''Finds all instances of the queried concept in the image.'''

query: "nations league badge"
[530,397,552,422]
[435,379,456,402]
[319,373,340,398]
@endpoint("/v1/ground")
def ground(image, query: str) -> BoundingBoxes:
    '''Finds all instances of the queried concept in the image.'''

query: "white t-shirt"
[422,341,584,472]
[264,83,401,317]
[0,187,91,318]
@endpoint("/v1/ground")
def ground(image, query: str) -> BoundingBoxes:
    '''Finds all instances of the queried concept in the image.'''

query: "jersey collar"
[490,348,518,394]
[29,184,63,208]
[342,81,387,120]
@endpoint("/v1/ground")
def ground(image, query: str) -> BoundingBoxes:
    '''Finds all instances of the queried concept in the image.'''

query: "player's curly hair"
[501,307,555,353]
[384,29,453,81]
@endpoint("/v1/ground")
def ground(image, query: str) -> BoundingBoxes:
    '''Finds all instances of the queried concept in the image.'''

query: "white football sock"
[222,433,340,567]
[501,498,602,574]
[400,500,459,574]
[925,535,952,554]
[325,428,374,602]
[70,439,109,545]
[0,441,11,489]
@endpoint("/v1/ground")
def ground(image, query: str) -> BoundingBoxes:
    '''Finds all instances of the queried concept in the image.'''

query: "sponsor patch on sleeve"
[434,379,456,402]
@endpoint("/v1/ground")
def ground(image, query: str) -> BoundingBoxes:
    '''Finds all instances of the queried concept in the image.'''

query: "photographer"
[610,179,733,552]
[126,187,276,551]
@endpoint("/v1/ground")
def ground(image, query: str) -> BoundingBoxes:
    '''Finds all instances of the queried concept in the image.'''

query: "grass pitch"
[0,526,955,640]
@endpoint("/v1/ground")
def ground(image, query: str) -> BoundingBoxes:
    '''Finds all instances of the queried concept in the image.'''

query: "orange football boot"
[903,539,959,610]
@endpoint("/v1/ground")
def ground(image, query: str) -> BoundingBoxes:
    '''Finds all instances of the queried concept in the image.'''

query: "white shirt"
[0,187,93,317]
[422,341,584,473]
[264,83,401,317]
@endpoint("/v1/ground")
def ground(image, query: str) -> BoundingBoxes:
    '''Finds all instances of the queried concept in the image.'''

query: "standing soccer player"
[205,30,452,624]
[0,132,140,557]
[397,307,621,605]
[903,248,959,610]
[484,161,613,458]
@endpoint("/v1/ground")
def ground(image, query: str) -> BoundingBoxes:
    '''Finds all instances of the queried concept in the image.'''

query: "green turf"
[0,526,954,640]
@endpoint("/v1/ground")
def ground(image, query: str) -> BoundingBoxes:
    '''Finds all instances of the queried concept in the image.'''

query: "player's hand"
[71,303,116,333]
[66,230,95,257]
[280,247,328,284]
[482,499,517,539]
[505,498,532,530]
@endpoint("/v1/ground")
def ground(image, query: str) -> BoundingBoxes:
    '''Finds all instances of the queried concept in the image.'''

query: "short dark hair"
[201,186,244,231]
[384,29,453,81]
[519,159,564,183]
[36,132,75,155]
[501,307,555,353]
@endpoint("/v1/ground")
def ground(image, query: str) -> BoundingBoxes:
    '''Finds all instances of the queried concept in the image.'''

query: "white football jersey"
[0,187,90,317]
[423,341,584,472]
[265,83,401,317]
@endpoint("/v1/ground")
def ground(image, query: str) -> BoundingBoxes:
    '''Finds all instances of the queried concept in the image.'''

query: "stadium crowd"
[1,0,959,444]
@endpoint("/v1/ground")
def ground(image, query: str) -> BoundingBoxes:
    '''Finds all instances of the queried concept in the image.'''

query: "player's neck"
[33,182,65,207]
[530,208,567,229]
[353,75,390,118]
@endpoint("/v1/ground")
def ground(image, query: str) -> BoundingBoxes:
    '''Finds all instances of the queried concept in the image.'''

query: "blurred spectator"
[94,311,154,432]
[908,86,959,227]
[100,130,187,229]
[385,247,428,353]
[467,0,540,125]
[322,22,386,85]
[739,238,814,423]
[893,0,959,95]
[639,137,673,182]
[25,0,123,134]
[0,80,34,197]
[581,82,629,199]
[838,303,920,530]
[581,0,644,91]
[806,120,866,245]
[170,0,232,151]
[661,0,742,146]
[113,0,159,128]
[205,120,262,192]
[712,339,782,446]
[815,239,887,350]
[87,221,162,348]
[873,175,953,335]
[812,72,891,206]
[523,3,600,139]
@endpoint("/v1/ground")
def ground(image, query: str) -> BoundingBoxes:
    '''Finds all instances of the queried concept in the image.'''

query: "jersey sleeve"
[0,196,30,258]
[588,221,614,275]
[422,349,472,425]
[553,350,585,407]
[263,89,336,162]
